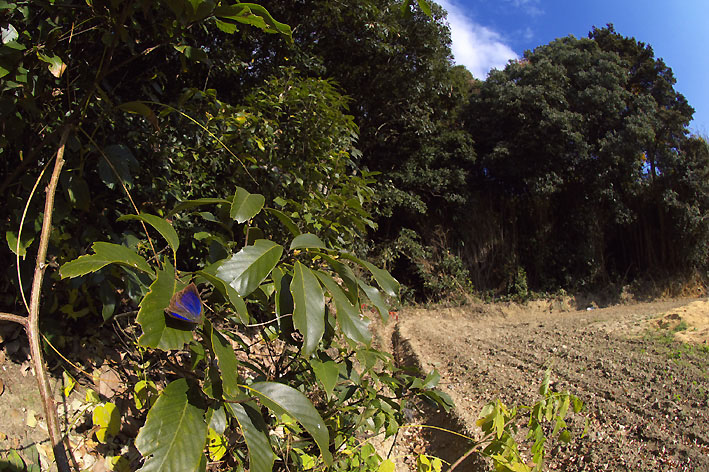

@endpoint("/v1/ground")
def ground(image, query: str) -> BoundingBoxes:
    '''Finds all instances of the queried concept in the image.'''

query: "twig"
[26,125,75,472]
[0,312,29,327]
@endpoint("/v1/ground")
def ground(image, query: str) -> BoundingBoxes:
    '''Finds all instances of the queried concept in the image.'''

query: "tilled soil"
[394,299,709,471]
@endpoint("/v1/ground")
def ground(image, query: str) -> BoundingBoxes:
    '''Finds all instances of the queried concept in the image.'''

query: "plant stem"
[27,125,74,472]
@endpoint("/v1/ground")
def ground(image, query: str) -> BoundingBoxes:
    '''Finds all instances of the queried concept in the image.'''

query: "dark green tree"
[465,29,696,290]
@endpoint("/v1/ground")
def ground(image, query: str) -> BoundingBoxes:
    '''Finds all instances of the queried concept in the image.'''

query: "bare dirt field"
[386,297,709,471]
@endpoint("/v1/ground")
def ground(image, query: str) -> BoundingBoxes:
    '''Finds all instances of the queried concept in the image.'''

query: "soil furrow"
[396,299,709,471]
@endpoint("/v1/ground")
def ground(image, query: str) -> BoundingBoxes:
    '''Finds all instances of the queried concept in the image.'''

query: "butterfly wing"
[166,283,203,323]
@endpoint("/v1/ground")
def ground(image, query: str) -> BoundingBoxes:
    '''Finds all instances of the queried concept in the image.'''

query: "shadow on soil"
[392,326,488,471]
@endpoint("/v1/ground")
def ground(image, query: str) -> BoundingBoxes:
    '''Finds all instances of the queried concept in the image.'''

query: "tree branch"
[26,124,74,472]
[0,312,28,327]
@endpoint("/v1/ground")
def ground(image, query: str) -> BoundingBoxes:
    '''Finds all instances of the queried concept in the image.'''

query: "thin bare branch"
[0,312,28,327]
[27,124,74,472]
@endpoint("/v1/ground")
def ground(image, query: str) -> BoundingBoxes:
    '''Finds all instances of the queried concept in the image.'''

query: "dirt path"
[394,298,709,471]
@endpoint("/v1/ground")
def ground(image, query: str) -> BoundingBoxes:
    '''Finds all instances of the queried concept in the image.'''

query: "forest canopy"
[1,2,706,305]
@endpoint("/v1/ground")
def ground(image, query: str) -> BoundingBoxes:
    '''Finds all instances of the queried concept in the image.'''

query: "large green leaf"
[358,280,390,323]
[310,358,339,400]
[226,402,276,472]
[60,242,152,278]
[289,233,325,250]
[249,382,332,465]
[215,240,283,297]
[118,213,180,254]
[321,254,359,304]
[208,323,240,398]
[214,3,292,37]
[135,379,208,472]
[315,271,371,345]
[266,208,301,236]
[272,267,294,333]
[136,264,193,350]
[341,254,400,298]
[290,262,325,356]
[197,269,249,324]
[230,187,265,223]
[117,101,159,131]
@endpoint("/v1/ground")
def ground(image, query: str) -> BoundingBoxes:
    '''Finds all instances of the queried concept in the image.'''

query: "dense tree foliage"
[3,3,705,302]
[463,27,702,291]
[0,1,453,471]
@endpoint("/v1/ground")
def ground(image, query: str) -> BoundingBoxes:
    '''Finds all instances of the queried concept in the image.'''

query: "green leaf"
[135,379,208,472]
[92,402,120,443]
[572,396,583,413]
[552,416,567,436]
[215,18,238,34]
[136,264,193,350]
[174,44,210,64]
[417,0,432,16]
[558,394,570,419]
[559,430,571,443]
[60,242,152,278]
[206,428,227,461]
[215,240,283,297]
[291,262,325,356]
[197,269,249,324]
[431,457,442,472]
[209,324,240,398]
[310,358,338,399]
[99,282,117,321]
[169,198,232,217]
[214,3,292,37]
[249,382,332,465]
[37,52,66,77]
[231,187,265,223]
[378,459,396,472]
[266,208,301,236]
[63,371,76,397]
[290,233,325,250]
[118,213,180,254]
[5,230,34,257]
[117,101,159,131]
[493,402,505,439]
[134,380,158,410]
[341,254,399,297]
[208,406,228,435]
[265,269,291,340]
[358,280,390,322]
[417,455,431,472]
[422,369,441,389]
[539,369,551,395]
[2,449,24,471]
[322,254,359,304]
[227,402,276,472]
[315,271,371,345]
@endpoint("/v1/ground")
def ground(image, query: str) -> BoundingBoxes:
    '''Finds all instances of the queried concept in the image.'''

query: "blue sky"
[437,0,709,135]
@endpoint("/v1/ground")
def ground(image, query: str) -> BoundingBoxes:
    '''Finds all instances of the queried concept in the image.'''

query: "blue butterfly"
[166,282,203,323]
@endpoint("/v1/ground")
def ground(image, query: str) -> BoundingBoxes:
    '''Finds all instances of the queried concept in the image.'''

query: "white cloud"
[508,0,544,17]
[438,0,519,79]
